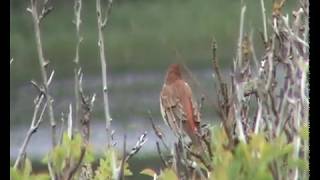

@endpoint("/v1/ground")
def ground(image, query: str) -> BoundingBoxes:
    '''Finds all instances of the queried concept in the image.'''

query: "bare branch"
[29,0,57,147]
[156,141,168,168]
[96,0,114,147]
[73,0,83,129]
[198,95,205,115]
[254,98,263,134]
[67,104,73,139]
[118,135,127,180]
[58,112,66,144]
[47,70,55,87]
[101,0,113,29]
[125,131,148,161]
[14,93,47,168]
[237,5,247,66]
[38,0,53,24]
[148,110,170,151]
[265,34,276,91]
[260,0,268,44]
[47,160,56,180]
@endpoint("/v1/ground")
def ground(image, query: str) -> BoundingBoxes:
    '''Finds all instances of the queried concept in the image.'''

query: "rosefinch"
[160,64,202,148]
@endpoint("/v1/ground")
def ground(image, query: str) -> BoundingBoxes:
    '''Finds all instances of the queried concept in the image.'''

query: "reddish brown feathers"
[160,64,200,141]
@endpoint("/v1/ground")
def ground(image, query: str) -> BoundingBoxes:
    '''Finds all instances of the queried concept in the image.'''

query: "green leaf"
[10,167,21,180]
[52,146,67,171]
[299,123,309,141]
[33,174,50,180]
[62,132,71,147]
[41,154,49,164]
[288,158,309,171]
[228,160,241,180]
[84,145,95,163]
[124,162,133,176]
[93,149,115,180]
[23,158,32,178]
[158,168,178,180]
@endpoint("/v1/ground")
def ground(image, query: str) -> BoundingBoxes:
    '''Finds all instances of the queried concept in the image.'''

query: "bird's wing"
[181,82,201,131]
[160,84,187,137]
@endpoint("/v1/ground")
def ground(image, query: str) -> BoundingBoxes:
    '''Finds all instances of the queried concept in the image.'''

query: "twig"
[63,146,86,180]
[96,0,113,147]
[73,0,83,129]
[63,73,96,180]
[78,70,96,144]
[10,58,13,66]
[234,104,247,143]
[237,5,247,66]
[292,103,302,180]
[14,92,47,168]
[254,99,263,134]
[156,141,168,168]
[186,147,212,171]
[58,112,66,144]
[265,34,276,91]
[249,29,259,72]
[260,0,268,44]
[201,133,213,160]
[148,110,170,151]
[118,135,127,180]
[199,95,205,115]
[211,38,225,92]
[47,160,56,180]
[125,131,148,161]
[28,0,57,147]
[67,104,73,139]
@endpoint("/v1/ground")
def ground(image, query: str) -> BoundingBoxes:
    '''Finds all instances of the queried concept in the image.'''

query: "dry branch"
[73,0,83,129]
[28,0,57,147]
[96,0,113,147]
[14,83,48,169]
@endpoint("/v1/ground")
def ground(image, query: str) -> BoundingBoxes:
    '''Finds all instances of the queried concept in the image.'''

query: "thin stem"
[237,5,247,66]
[265,34,276,91]
[47,160,56,180]
[29,0,57,147]
[67,104,73,139]
[96,0,113,147]
[14,94,47,168]
[254,99,262,134]
[74,0,82,129]
[260,0,268,44]
[293,103,302,180]
[156,141,168,168]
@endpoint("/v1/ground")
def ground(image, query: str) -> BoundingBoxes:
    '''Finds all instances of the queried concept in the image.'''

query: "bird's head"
[165,64,182,84]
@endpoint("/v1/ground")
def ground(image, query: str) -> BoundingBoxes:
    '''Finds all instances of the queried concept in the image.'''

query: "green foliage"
[140,168,178,180]
[10,159,50,180]
[94,150,114,180]
[299,123,309,141]
[42,132,94,173]
[158,168,178,180]
[94,148,133,180]
[210,126,308,180]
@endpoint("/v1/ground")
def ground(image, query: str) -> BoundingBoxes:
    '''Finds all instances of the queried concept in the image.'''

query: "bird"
[159,64,202,149]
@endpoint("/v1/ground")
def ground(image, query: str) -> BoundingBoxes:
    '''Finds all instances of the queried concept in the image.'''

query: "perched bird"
[159,64,202,148]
